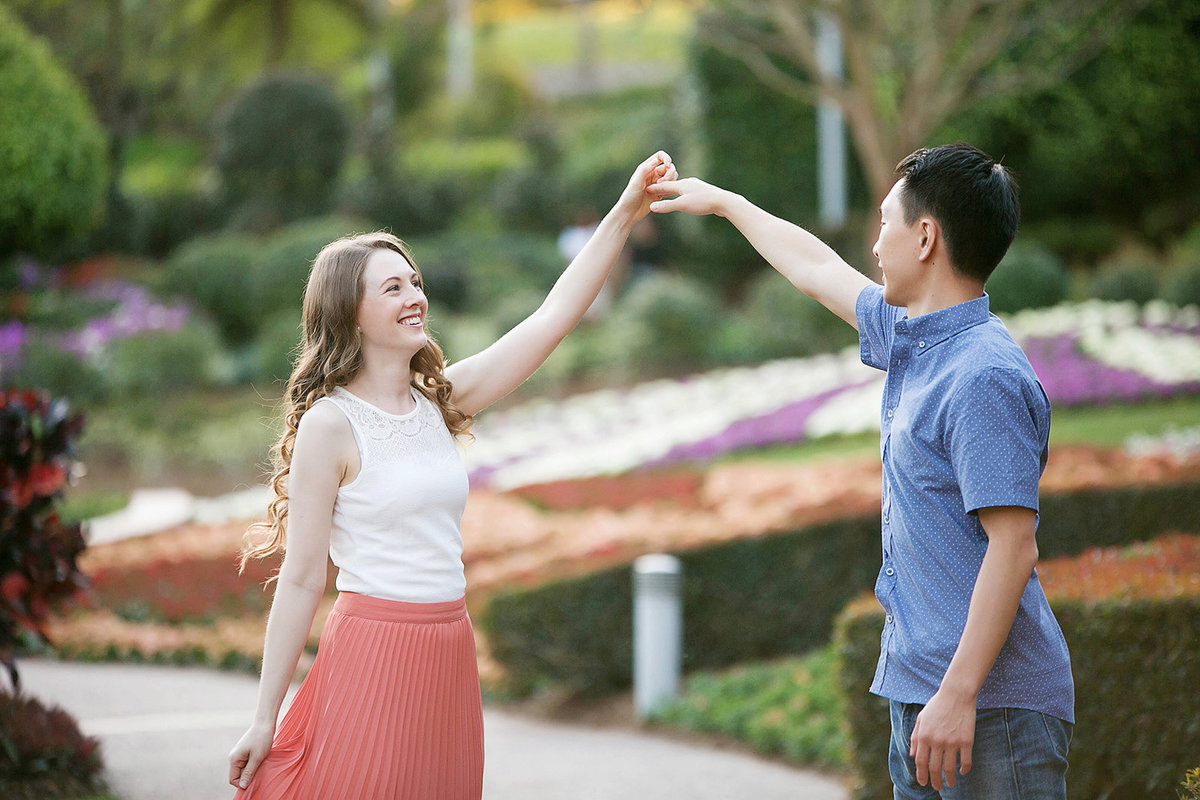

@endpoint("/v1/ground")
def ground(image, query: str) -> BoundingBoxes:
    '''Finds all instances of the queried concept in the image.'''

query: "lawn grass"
[481,0,691,70]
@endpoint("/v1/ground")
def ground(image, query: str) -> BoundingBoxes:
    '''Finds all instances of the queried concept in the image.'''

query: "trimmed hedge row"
[481,482,1200,696]
[834,596,1200,800]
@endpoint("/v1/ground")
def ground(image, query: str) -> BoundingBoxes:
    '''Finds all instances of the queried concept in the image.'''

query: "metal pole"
[633,554,683,721]
[816,13,847,229]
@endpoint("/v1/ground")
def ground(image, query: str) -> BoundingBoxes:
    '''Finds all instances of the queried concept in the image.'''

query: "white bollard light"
[633,553,683,721]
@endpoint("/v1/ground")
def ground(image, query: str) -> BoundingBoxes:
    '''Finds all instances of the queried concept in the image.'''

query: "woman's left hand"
[615,151,678,221]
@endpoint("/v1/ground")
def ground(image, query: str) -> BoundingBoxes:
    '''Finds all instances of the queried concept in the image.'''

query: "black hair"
[895,143,1019,284]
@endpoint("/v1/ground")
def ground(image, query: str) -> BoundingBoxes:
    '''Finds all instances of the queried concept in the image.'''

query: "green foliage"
[941,0,1200,239]
[1167,265,1200,309]
[688,31,868,286]
[407,231,563,315]
[8,338,107,406]
[102,190,228,259]
[836,596,1200,800]
[253,310,303,386]
[0,690,105,799]
[1090,251,1161,304]
[653,644,848,769]
[481,482,1200,697]
[605,272,722,376]
[1180,767,1200,800]
[102,321,223,397]
[986,239,1069,314]
[250,216,367,317]
[214,74,350,226]
[165,232,259,344]
[0,4,107,258]
[717,268,858,363]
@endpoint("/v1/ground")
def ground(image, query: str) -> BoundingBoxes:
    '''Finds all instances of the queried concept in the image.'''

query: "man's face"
[873,180,924,308]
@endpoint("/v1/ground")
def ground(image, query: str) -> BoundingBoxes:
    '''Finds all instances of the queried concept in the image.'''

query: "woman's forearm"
[252,577,325,726]
[537,204,637,334]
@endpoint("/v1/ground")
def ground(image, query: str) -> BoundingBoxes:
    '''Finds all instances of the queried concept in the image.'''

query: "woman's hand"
[228,721,275,790]
[614,150,678,222]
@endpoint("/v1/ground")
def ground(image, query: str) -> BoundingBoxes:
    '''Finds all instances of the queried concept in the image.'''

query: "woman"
[227,151,676,799]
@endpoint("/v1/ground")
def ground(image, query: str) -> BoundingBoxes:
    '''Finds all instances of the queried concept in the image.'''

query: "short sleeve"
[855,283,897,371]
[945,368,1050,515]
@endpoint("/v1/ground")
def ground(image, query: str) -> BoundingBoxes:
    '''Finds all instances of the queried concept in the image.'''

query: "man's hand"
[647,177,734,217]
[910,685,976,790]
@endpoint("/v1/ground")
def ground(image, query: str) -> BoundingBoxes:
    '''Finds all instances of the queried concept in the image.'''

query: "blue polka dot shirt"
[856,284,1074,723]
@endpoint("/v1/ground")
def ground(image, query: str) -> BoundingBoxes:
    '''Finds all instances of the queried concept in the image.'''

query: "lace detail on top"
[326,386,458,469]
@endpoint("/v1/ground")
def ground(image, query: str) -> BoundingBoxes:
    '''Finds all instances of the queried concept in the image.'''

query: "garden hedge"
[481,481,1200,696]
[835,595,1200,800]
[0,4,107,257]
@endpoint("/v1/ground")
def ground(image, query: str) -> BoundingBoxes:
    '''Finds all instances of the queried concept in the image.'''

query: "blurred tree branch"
[700,0,1152,204]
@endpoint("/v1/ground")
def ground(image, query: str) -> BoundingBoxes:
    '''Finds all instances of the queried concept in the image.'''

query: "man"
[648,143,1073,798]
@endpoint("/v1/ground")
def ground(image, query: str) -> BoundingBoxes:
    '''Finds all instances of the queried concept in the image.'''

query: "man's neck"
[906,273,985,319]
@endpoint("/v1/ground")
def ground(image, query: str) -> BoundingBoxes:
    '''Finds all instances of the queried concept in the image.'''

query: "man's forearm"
[719,193,870,326]
[940,534,1039,699]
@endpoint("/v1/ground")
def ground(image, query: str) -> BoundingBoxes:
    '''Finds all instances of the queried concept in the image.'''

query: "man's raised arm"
[649,178,873,328]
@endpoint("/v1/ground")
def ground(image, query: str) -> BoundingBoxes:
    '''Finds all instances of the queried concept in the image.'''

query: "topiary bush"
[164,231,259,345]
[1167,265,1200,309]
[102,321,223,397]
[986,239,1070,313]
[836,534,1200,800]
[0,4,107,258]
[0,690,106,800]
[718,268,858,363]
[214,74,351,226]
[250,216,368,318]
[1090,253,1161,305]
[605,272,722,377]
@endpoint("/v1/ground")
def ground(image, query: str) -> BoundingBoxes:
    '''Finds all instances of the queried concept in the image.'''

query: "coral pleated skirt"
[234,592,484,800]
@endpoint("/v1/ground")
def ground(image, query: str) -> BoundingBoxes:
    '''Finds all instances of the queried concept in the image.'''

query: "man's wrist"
[938,668,983,702]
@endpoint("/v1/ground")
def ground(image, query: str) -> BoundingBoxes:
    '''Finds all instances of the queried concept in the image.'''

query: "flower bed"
[464,300,1200,490]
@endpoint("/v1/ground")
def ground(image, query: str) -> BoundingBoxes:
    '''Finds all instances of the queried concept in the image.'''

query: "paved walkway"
[22,658,848,800]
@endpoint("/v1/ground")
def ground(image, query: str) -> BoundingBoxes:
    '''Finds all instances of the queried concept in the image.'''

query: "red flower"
[30,463,66,496]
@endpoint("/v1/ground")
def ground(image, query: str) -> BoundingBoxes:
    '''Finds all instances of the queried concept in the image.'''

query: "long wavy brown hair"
[240,232,473,572]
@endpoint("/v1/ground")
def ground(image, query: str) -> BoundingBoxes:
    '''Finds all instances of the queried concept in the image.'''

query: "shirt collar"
[894,292,991,351]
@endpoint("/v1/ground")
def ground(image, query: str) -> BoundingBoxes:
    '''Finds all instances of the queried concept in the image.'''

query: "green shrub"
[0,690,106,800]
[9,337,108,405]
[1018,218,1122,268]
[0,4,107,257]
[102,321,223,396]
[1167,265,1200,309]
[481,482,1200,697]
[653,644,848,769]
[718,268,858,363]
[407,231,563,315]
[164,231,258,344]
[835,595,1200,800]
[986,239,1070,313]
[214,74,350,225]
[253,310,303,386]
[1180,767,1200,800]
[251,216,368,318]
[1090,254,1161,305]
[104,190,227,259]
[605,272,722,376]
[337,171,466,238]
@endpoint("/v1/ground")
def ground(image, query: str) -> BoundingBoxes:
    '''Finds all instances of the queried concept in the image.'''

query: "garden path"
[21,658,849,800]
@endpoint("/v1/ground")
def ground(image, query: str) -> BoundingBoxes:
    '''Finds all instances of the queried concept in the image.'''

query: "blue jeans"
[889,700,1072,800]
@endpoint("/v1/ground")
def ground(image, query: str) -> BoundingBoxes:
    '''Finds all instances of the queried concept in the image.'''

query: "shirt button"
[918,340,925,348]
[886,409,894,418]
[885,567,895,576]
[883,514,889,524]
[886,614,893,623]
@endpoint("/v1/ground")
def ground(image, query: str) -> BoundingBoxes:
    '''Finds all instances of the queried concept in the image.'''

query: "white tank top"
[314,385,469,603]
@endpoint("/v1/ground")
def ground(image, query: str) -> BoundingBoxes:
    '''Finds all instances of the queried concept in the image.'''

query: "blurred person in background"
[227,152,676,800]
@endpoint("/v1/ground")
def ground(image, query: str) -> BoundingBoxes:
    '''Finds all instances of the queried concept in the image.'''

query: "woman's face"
[357,247,428,357]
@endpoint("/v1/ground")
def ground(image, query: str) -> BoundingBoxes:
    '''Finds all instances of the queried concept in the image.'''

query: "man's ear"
[918,218,938,263]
